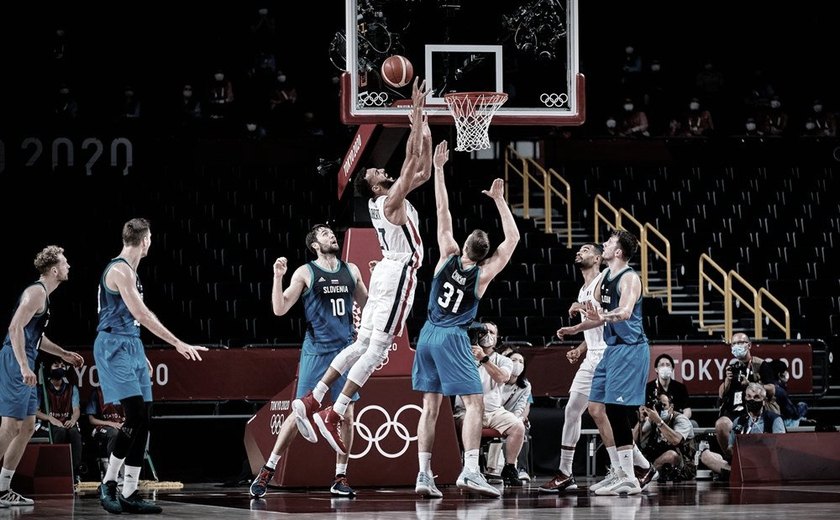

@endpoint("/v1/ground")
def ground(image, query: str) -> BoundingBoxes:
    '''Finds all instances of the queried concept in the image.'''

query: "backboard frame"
[339,0,585,127]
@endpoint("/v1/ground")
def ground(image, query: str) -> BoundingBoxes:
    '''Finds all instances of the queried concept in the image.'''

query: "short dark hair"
[654,353,675,369]
[354,166,374,198]
[305,224,331,254]
[583,242,603,255]
[123,217,150,246]
[465,230,490,262]
[612,229,639,261]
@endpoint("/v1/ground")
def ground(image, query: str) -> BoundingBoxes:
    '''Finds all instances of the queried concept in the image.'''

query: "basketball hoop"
[444,92,508,152]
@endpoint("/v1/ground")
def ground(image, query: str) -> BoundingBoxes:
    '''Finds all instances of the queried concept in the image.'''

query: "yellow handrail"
[644,223,672,312]
[727,271,759,341]
[757,288,791,339]
[594,194,619,243]
[698,253,728,333]
[544,165,573,248]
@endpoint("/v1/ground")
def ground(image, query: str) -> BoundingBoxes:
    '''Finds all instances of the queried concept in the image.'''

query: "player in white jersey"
[293,78,433,456]
[540,243,613,492]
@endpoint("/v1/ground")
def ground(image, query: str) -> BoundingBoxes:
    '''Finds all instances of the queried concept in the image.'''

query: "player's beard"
[379,178,395,191]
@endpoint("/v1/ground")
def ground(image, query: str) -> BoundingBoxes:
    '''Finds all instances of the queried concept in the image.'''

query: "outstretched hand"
[434,140,449,170]
[482,178,505,200]
[176,343,209,361]
[273,257,288,277]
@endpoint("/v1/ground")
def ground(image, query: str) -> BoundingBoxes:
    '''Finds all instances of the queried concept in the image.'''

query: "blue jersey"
[427,255,480,327]
[302,260,356,350]
[97,258,141,337]
[600,267,647,346]
[1,282,49,364]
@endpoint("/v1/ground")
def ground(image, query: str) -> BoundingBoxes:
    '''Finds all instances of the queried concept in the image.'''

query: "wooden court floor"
[19,477,840,519]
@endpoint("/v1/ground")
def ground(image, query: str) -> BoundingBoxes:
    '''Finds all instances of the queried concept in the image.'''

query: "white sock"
[618,449,634,479]
[632,444,650,469]
[266,453,281,470]
[0,468,14,492]
[313,381,329,403]
[333,394,352,417]
[559,448,575,475]
[464,449,480,472]
[606,446,620,469]
[335,463,347,477]
[418,452,432,475]
[122,465,141,498]
[104,454,125,483]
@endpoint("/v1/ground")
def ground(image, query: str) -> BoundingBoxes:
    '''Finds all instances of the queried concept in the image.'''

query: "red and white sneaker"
[292,391,322,443]
[313,406,347,455]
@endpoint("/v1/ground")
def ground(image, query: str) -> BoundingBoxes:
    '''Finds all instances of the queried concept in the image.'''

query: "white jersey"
[453,353,513,415]
[580,270,607,363]
[368,195,423,267]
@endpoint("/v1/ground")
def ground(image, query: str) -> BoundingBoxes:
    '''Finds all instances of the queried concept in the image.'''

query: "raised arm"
[433,140,459,258]
[271,258,308,316]
[477,179,521,292]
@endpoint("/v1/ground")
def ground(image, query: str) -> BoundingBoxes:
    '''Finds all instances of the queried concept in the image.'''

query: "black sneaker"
[330,474,356,497]
[501,464,522,487]
[98,480,122,514]
[250,465,275,498]
[119,491,163,514]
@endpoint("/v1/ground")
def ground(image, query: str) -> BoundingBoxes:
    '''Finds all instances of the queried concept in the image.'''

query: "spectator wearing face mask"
[495,348,533,482]
[645,354,691,420]
[604,115,619,137]
[741,117,764,138]
[667,96,714,137]
[768,359,809,428]
[760,95,788,136]
[617,98,649,138]
[639,393,696,482]
[801,99,836,137]
[206,69,235,121]
[699,382,784,481]
[34,357,83,484]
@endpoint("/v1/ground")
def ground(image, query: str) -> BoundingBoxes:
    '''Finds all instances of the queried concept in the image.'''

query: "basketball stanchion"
[443,92,508,152]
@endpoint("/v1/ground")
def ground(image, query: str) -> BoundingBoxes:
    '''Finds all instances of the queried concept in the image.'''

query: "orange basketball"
[381,55,414,88]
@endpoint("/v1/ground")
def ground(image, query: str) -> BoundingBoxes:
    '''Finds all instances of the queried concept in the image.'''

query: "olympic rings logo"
[269,414,285,436]
[374,342,398,371]
[349,404,421,459]
[540,92,569,108]
[358,92,390,107]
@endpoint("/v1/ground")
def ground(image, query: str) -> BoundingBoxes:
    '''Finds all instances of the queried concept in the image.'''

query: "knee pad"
[330,335,370,375]
[347,335,391,386]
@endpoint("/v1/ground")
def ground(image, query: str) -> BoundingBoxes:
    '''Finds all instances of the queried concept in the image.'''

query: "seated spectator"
[85,386,126,481]
[639,393,696,482]
[617,98,650,138]
[34,358,83,484]
[700,382,785,480]
[760,95,788,136]
[645,353,691,419]
[453,321,525,487]
[768,359,808,428]
[486,347,532,482]
[667,96,714,137]
[741,117,764,138]
[801,99,836,137]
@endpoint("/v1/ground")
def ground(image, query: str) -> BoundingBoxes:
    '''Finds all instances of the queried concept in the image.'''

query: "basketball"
[380,55,414,88]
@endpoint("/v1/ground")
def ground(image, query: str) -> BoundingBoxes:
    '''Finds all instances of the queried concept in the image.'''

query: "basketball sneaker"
[98,480,121,514]
[415,471,443,498]
[119,490,163,514]
[589,466,618,493]
[594,469,641,496]
[456,468,501,498]
[634,465,659,490]
[330,474,356,497]
[314,406,347,455]
[538,471,578,493]
[501,464,522,487]
[518,468,531,482]
[0,489,34,507]
[250,465,275,498]
[292,391,321,443]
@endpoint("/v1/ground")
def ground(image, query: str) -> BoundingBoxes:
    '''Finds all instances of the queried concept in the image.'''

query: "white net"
[444,92,508,152]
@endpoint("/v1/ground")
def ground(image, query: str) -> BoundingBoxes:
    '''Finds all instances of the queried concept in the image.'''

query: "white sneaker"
[589,466,618,492]
[415,472,443,498]
[518,468,531,481]
[0,489,35,506]
[594,469,642,496]
[456,468,501,498]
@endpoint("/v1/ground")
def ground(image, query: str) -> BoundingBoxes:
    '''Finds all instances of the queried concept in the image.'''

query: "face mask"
[657,366,672,380]
[770,100,780,109]
[625,46,634,55]
[183,89,193,98]
[479,333,496,348]
[813,104,823,113]
[277,74,287,83]
[745,399,763,414]
[689,102,700,111]
[805,122,816,130]
[606,118,616,129]
[510,362,524,378]
[659,409,670,421]
[214,73,224,82]
[50,368,66,379]
[731,344,748,359]
[780,372,789,384]
[745,122,756,131]
[59,87,70,95]
[246,123,257,132]
[650,63,661,72]
[623,103,634,112]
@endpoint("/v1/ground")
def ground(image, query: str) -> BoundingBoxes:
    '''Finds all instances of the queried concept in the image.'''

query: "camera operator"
[714,333,778,454]
[639,393,696,482]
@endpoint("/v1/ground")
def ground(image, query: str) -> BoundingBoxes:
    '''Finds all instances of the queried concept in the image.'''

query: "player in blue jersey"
[0,245,83,507]
[411,140,520,498]
[249,224,368,499]
[95,218,207,515]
